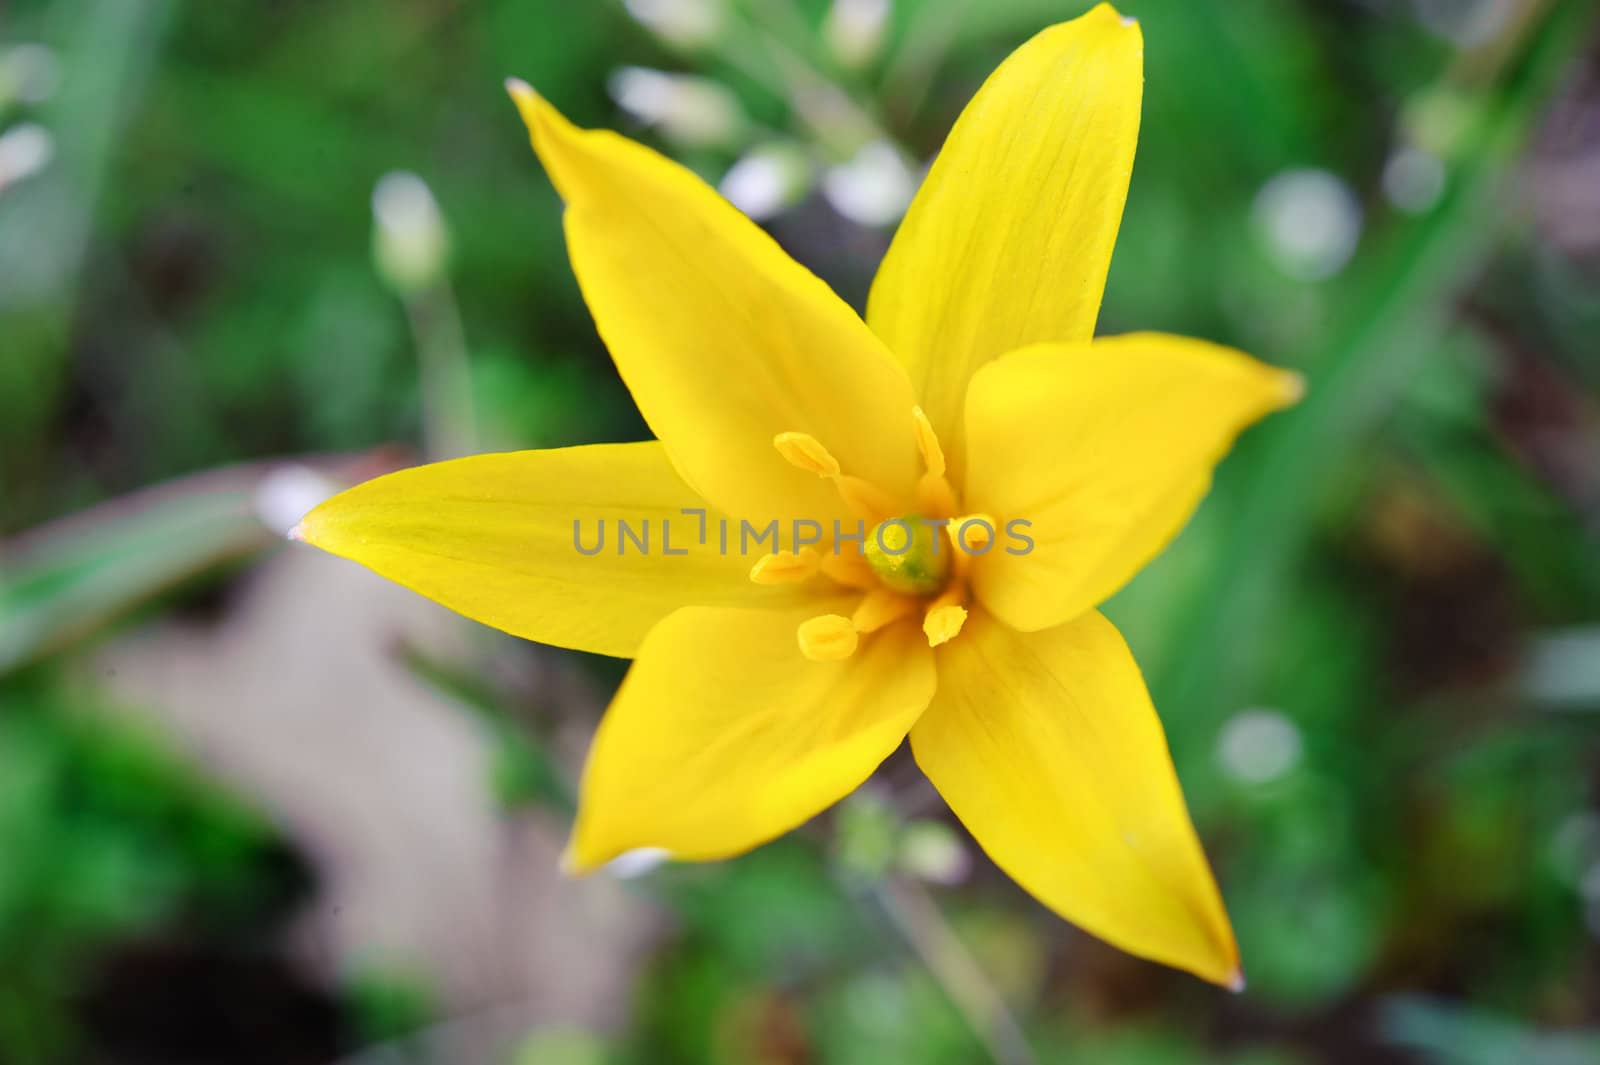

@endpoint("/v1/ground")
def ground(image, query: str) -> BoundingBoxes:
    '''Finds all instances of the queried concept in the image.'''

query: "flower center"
[863,514,950,596]
[758,407,977,661]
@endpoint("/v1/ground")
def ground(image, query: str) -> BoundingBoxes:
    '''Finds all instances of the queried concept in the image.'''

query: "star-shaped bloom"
[295,3,1300,986]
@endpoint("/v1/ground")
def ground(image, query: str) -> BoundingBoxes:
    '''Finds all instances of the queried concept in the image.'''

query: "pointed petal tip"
[505,77,566,155]
[504,78,582,159]
[286,522,305,543]
[1279,370,1307,407]
[505,78,548,131]
[1087,2,1139,30]
[1225,967,1247,993]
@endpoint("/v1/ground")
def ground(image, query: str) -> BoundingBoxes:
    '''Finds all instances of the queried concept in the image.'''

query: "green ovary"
[863,514,951,596]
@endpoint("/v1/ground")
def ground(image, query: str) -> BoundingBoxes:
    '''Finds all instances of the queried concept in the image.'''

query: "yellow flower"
[294,2,1301,987]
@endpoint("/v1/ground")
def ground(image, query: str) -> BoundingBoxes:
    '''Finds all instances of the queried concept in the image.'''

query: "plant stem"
[870,876,1042,1065]
[403,280,476,461]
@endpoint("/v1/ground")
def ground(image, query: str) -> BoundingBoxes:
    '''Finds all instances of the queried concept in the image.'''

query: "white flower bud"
[608,67,745,149]
[719,143,813,220]
[824,0,892,70]
[1409,0,1512,47]
[822,138,917,227]
[0,44,61,106]
[1252,168,1362,282]
[1216,708,1303,785]
[897,820,970,885]
[622,0,726,50]
[0,122,54,193]
[371,170,449,293]
[1382,146,1447,215]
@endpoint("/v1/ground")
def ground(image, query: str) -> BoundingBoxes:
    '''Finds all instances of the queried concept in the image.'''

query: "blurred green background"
[3,0,1599,1062]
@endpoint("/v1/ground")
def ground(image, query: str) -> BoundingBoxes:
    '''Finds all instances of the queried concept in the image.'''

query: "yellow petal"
[509,82,918,525]
[911,609,1240,987]
[966,334,1301,632]
[568,604,934,870]
[866,3,1143,478]
[295,442,811,658]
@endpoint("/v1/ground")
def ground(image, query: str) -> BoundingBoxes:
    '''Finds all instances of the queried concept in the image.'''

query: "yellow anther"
[834,475,898,522]
[775,428,905,524]
[923,603,968,647]
[946,515,993,579]
[851,588,917,634]
[911,406,946,478]
[773,432,840,478]
[749,548,820,585]
[797,614,858,661]
[909,407,958,518]
[950,514,995,553]
[820,550,878,590]
[922,583,968,646]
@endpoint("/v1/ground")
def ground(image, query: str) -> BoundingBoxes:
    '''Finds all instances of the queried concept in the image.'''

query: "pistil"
[863,514,951,596]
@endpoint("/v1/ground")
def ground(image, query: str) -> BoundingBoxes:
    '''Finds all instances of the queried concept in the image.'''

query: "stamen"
[946,512,995,578]
[951,513,994,553]
[852,588,917,633]
[773,432,840,477]
[749,548,820,584]
[923,585,969,647]
[917,473,958,518]
[911,406,946,478]
[797,614,858,661]
[820,550,877,590]
[775,429,900,522]
[911,406,957,518]
[924,603,968,647]
[834,475,897,522]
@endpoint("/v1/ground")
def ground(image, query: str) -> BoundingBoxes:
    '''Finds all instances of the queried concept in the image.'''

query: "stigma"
[863,515,951,596]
